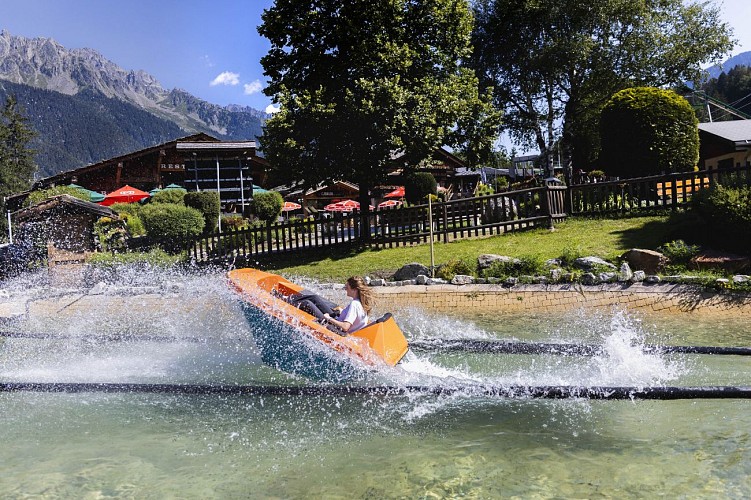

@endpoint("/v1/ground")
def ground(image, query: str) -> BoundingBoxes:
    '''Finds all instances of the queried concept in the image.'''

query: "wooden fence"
[126,164,751,264]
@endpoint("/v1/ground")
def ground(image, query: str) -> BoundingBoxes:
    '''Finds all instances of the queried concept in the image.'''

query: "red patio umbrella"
[324,202,348,212]
[100,185,150,206]
[384,186,405,198]
[377,199,403,209]
[282,201,302,212]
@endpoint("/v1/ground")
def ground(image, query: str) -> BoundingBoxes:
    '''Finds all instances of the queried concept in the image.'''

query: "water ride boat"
[227,268,410,381]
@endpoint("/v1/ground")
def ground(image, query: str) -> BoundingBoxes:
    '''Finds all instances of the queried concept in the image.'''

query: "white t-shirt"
[337,299,369,333]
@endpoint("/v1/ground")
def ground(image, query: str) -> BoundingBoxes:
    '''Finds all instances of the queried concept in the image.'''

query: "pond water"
[1,269,750,498]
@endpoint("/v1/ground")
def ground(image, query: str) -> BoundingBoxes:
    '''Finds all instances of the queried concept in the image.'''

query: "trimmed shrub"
[600,87,698,178]
[139,203,205,252]
[253,191,284,223]
[184,191,220,234]
[151,189,186,205]
[404,172,437,205]
[108,203,146,237]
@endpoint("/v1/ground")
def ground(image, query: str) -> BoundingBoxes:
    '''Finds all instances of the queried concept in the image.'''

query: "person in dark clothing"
[286,289,341,321]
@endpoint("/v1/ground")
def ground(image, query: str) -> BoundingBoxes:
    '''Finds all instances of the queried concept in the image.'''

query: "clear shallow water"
[1,269,750,498]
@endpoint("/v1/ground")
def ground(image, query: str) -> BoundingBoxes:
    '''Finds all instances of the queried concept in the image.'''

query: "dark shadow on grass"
[609,212,708,252]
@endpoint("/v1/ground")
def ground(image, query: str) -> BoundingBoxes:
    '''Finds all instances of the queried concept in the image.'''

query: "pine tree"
[0,95,37,241]
[0,95,37,198]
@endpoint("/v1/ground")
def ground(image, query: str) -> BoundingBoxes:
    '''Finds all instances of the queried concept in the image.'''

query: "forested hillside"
[0,81,186,177]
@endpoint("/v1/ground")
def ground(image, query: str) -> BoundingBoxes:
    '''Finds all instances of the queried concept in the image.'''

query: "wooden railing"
[125,164,751,264]
[569,164,751,216]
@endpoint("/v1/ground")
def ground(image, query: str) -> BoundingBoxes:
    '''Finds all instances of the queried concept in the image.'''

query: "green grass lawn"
[262,214,679,281]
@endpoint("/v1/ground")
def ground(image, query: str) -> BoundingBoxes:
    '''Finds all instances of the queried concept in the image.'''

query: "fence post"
[542,186,554,229]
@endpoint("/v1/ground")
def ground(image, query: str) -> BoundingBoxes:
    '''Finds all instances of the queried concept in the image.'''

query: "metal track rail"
[2,382,751,400]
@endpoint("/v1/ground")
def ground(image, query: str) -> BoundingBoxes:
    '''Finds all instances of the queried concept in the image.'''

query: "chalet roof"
[176,140,257,152]
[698,120,751,148]
[12,194,116,222]
[454,166,507,178]
[33,133,219,190]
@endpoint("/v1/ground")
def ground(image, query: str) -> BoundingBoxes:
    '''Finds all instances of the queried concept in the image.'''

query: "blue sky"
[2,0,750,116]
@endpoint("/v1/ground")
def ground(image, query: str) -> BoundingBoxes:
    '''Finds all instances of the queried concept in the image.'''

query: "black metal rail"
[2,382,751,400]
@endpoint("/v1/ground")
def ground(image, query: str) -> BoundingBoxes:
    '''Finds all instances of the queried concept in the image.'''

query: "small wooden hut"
[12,194,117,269]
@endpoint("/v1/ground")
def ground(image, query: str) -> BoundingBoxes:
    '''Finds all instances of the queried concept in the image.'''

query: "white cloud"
[201,55,214,68]
[265,103,280,114]
[244,80,263,95]
[210,71,240,86]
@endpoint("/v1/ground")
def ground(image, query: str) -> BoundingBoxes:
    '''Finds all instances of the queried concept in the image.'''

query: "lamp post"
[215,154,222,233]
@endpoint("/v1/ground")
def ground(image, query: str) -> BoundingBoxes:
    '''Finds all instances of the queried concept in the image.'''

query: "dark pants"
[288,291,338,319]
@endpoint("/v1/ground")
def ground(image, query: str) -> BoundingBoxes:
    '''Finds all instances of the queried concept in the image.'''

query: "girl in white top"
[323,276,373,334]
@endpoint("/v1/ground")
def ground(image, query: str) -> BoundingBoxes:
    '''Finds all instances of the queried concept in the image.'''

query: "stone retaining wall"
[372,283,751,317]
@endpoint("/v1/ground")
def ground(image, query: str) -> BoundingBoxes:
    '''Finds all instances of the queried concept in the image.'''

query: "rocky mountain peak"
[0,31,266,140]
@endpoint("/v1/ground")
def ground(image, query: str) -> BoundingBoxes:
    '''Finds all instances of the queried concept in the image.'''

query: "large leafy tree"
[469,0,734,177]
[258,0,499,221]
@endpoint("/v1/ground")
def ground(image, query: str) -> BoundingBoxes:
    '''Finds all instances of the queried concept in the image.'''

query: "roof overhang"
[176,141,257,152]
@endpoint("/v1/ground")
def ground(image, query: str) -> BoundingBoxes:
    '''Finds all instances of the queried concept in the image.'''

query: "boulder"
[393,262,430,281]
[451,274,474,285]
[631,270,646,282]
[618,262,633,282]
[573,256,616,271]
[621,249,666,274]
[691,251,751,274]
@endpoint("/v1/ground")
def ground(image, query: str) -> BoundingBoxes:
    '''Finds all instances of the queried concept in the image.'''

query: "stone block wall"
[372,283,751,317]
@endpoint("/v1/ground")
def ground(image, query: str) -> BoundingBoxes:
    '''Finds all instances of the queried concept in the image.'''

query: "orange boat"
[227,268,409,380]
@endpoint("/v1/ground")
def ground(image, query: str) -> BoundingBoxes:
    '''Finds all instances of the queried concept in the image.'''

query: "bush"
[483,256,543,279]
[558,247,584,268]
[600,87,698,178]
[404,172,437,205]
[221,215,247,230]
[151,189,185,205]
[253,191,284,223]
[93,216,128,251]
[658,239,701,266]
[691,184,751,253]
[436,258,475,281]
[24,186,90,206]
[139,203,205,252]
[184,191,220,233]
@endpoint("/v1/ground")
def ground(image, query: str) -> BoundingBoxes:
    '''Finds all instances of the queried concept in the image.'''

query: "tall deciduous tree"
[258,0,499,229]
[469,0,734,177]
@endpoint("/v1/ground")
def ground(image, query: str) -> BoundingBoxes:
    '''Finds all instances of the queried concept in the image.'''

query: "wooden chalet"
[8,133,269,214]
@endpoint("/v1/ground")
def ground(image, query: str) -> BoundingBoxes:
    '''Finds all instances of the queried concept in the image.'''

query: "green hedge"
[151,189,185,205]
[184,191,220,233]
[253,191,283,223]
[139,203,205,252]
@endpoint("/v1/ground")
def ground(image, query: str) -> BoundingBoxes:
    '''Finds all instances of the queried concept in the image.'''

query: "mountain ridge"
[0,30,266,177]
